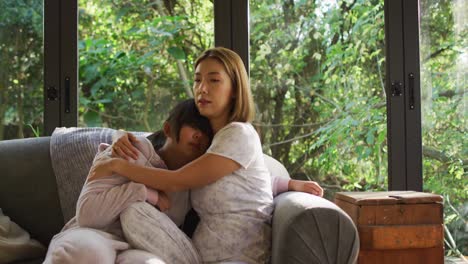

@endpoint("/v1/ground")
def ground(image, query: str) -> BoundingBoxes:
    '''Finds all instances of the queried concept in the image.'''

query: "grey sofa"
[0,130,359,264]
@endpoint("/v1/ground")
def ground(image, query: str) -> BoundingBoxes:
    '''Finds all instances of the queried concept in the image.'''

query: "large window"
[419,0,467,257]
[250,0,387,199]
[0,1,43,140]
[78,0,213,131]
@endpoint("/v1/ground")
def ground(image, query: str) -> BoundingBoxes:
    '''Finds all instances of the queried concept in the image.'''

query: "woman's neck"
[210,116,229,134]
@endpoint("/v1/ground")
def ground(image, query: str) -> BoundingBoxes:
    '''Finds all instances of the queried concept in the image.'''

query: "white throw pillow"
[0,209,46,263]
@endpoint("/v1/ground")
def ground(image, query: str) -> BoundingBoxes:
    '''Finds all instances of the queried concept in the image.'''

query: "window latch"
[391,81,403,97]
[47,86,58,101]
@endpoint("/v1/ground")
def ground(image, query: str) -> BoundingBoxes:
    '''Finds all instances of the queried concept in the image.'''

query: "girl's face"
[193,58,234,125]
[173,125,210,163]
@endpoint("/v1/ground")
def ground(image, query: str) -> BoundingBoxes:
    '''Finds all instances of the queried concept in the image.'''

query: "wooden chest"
[335,191,444,264]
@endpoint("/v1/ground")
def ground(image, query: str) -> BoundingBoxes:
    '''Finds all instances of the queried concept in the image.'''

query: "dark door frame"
[44,0,78,135]
[384,0,422,191]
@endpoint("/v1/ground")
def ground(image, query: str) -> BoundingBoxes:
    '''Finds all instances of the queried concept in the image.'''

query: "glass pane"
[250,0,387,200]
[78,0,213,131]
[419,0,467,257]
[0,1,44,140]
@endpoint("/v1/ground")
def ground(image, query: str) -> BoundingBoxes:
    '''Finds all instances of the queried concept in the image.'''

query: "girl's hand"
[111,130,139,160]
[156,191,171,212]
[87,152,118,182]
[289,179,324,197]
[146,188,171,212]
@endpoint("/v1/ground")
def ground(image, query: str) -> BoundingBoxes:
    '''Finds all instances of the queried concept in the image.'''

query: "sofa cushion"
[263,154,290,179]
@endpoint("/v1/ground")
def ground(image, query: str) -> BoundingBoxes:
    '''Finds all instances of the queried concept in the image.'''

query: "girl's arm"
[76,180,151,228]
[288,179,324,197]
[77,143,155,228]
[271,175,324,197]
[271,176,289,197]
[78,139,170,228]
[88,153,241,192]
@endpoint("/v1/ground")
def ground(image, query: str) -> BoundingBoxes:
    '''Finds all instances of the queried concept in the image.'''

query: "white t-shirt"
[191,122,274,264]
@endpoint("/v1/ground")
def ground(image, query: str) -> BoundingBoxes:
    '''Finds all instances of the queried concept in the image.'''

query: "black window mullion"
[402,0,423,191]
[384,0,407,190]
[44,0,61,136]
[214,0,232,49]
[60,0,78,128]
[44,0,78,135]
[231,0,249,74]
[214,0,249,74]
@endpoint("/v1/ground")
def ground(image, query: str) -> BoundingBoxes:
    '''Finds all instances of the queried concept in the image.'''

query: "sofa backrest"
[0,137,64,246]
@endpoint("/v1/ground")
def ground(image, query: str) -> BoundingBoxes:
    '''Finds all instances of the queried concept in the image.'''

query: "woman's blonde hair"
[194,47,255,123]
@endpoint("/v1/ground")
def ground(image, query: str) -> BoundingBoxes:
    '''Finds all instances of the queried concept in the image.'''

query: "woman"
[89,47,323,263]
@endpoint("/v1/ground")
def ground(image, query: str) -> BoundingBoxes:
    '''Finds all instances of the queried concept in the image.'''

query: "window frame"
[44,0,78,135]
[44,0,423,191]
[384,0,423,191]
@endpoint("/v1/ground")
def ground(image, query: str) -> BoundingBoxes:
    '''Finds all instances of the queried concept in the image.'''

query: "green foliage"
[26,124,40,137]
[77,0,213,131]
[443,194,468,258]
[0,0,43,138]
[249,0,465,255]
[250,0,388,193]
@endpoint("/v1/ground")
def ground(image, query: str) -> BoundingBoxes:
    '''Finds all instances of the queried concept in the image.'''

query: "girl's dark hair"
[147,99,213,150]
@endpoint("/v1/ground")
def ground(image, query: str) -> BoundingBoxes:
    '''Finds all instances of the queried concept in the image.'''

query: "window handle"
[65,77,70,113]
[409,73,415,110]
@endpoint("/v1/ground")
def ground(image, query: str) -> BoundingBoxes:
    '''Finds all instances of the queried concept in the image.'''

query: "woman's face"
[193,58,234,124]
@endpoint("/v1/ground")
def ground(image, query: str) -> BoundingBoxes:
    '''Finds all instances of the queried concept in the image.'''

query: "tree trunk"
[0,103,5,140]
[156,0,193,98]
[16,84,24,138]
[0,73,7,140]
[143,74,155,132]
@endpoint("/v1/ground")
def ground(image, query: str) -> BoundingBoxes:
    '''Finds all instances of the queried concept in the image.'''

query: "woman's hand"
[111,130,139,160]
[87,152,118,182]
[289,179,324,197]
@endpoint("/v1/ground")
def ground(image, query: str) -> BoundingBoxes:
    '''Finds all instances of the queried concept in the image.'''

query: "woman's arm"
[88,153,241,192]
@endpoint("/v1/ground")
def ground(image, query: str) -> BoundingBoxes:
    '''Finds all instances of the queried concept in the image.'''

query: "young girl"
[44,99,213,264]
[89,47,323,263]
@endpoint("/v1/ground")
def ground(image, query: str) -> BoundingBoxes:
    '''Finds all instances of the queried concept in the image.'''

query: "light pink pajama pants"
[44,203,244,264]
[43,227,165,264]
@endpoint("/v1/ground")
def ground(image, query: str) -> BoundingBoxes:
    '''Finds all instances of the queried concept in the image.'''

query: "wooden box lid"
[335,191,443,205]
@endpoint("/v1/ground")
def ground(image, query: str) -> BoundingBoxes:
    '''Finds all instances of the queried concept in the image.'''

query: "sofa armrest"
[271,192,359,264]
